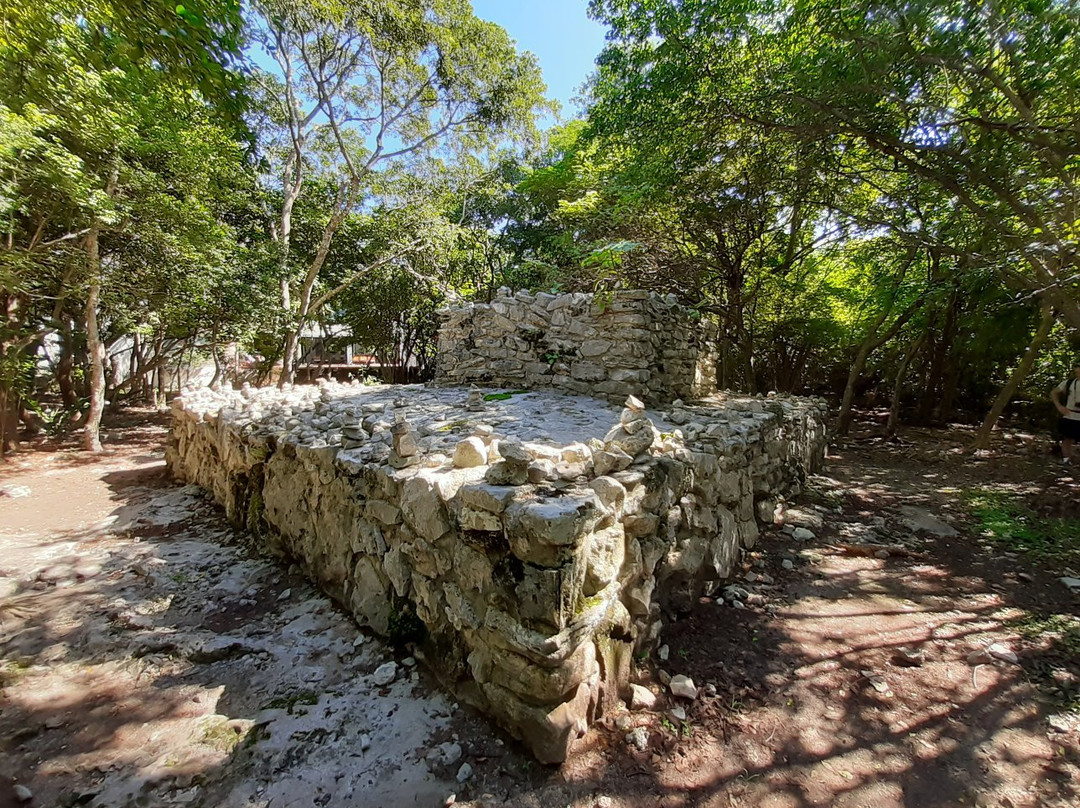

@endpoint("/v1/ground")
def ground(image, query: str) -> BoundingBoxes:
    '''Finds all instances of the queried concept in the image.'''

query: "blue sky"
[470,0,608,116]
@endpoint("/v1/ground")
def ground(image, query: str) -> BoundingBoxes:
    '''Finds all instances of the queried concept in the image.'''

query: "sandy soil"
[0,413,463,808]
[2,415,1078,808]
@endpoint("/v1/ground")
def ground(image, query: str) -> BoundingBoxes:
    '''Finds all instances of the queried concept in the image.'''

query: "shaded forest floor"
[1,412,1078,808]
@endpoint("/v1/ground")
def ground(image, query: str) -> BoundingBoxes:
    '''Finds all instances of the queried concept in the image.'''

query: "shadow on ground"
[2,417,1079,808]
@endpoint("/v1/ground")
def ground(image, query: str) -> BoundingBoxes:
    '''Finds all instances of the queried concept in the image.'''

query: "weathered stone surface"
[372,661,398,686]
[594,447,633,476]
[433,289,719,407]
[669,674,698,700]
[459,483,520,514]
[459,506,502,532]
[505,492,602,566]
[584,523,626,594]
[590,476,627,516]
[400,472,450,542]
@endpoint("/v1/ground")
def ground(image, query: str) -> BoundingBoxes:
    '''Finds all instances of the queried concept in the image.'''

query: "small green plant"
[661,716,676,733]
[387,600,426,648]
[247,489,265,535]
[677,647,690,660]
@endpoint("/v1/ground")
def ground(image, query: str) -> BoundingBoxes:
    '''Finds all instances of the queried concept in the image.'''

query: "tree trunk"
[886,335,925,436]
[970,303,1055,450]
[934,287,961,422]
[836,289,928,435]
[279,176,364,387]
[1,291,24,455]
[82,221,105,453]
[57,317,78,410]
[837,332,879,436]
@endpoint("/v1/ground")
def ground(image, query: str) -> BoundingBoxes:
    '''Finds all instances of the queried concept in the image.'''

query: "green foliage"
[962,488,1080,568]
[0,0,259,439]
[589,0,1080,328]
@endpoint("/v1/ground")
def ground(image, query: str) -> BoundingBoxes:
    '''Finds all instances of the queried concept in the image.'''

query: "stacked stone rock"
[167,380,827,762]
[434,288,719,406]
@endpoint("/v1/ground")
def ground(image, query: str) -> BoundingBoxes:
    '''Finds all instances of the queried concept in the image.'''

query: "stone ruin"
[434,287,718,404]
[166,289,827,763]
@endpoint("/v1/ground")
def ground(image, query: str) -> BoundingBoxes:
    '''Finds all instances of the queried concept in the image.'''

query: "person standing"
[1052,361,1080,463]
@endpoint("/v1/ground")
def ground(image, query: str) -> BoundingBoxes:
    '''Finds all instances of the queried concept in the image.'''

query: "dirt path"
[2,418,1079,808]
[0,414,463,808]
[470,427,1080,808]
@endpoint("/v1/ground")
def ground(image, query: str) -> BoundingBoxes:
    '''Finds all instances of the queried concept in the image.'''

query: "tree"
[249,0,546,385]
[0,0,252,452]
[590,0,1080,327]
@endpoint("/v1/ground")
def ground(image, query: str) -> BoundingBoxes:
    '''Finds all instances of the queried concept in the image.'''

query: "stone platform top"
[176,379,819,465]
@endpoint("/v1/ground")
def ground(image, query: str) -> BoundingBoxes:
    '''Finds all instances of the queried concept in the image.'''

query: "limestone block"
[604,420,657,458]
[485,439,530,486]
[365,499,402,527]
[349,556,392,635]
[487,639,597,704]
[560,443,593,464]
[623,513,659,538]
[578,339,612,358]
[515,564,581,631]
[478,680,591,764]
[459,506,502,532]
[458,482,521,514]
[504,491,602,566]
[383,544,411,598]
[453,437,488,468]
[353,520,387,556]
[584,523,626,595]
[527,459,557,483]
[570,361,606,382]
[590,475,627,517]
[593,447,633,476]
[410,571,444,627]
[444,582,483,631]
[453,542,494,594]
[430,466,487,502]
[400,471,451,542]
[555,461,590,481]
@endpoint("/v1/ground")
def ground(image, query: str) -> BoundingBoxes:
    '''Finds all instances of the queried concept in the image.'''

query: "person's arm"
[1052,384,1069,415]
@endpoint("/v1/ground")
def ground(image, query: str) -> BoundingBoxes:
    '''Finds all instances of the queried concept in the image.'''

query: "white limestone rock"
[669,675,698,700]
[452,437,488,468]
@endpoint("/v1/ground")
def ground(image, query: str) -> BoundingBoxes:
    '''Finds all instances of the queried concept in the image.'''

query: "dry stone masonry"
[434,288,719,405]
[167,290,827,763]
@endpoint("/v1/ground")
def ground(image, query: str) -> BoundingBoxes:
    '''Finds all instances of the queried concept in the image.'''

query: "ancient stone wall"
[434,288,718,406]
[167,380,827,763]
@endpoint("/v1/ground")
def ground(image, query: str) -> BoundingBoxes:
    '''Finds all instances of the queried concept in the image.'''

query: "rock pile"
[168,379,826,762]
